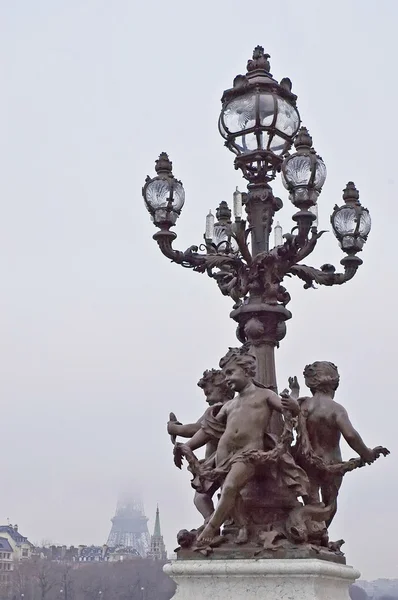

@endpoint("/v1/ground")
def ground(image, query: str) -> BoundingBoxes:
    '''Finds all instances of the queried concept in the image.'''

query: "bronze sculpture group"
[167,349,389,561]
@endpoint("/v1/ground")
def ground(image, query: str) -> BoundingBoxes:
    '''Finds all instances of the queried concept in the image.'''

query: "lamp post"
[60,587,68,600]
[142,46,370,425]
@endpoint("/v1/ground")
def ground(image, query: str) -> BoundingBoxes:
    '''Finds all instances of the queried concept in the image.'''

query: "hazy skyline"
[1,0,397,580]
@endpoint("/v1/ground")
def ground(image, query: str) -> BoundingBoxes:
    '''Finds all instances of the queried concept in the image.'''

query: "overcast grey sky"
[0,0,397,581]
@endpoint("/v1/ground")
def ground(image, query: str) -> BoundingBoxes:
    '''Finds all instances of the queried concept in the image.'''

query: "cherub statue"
[293,361,389,527]
[174,348,308,545]
[167,369,234,524]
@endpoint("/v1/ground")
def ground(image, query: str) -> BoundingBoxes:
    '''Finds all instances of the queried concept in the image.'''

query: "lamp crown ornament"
[342,180,360,205]
[294,126,313,151]
[216,201,232,224]
[247,46,271,73]
[154,152,173,175]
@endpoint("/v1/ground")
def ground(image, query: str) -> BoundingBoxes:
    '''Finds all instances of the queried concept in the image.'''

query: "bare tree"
[34,560,57,600]
[74,563,110,600]
[9,560,36,600]
[59,564,75,600]
[8,558,175,600]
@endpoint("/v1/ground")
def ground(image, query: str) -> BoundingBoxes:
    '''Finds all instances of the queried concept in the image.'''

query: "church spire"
[153,504,161,537]
[147,505,167,560]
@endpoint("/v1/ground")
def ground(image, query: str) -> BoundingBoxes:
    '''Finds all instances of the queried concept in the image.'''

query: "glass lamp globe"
[281,127,326,208]
[219,46,300,182]
[205,201,238,254]
[331,182,371,253]
[142,153,185,228]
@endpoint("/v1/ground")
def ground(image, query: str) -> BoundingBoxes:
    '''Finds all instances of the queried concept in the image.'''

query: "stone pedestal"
[164,558,360,600]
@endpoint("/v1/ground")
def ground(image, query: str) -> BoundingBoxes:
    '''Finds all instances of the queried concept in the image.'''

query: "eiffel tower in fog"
[106,492,150,556]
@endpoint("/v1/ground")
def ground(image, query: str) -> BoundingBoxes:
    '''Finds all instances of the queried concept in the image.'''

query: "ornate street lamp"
[281,126,326,240]
[331,181,371,253]
[204,201,239,255]
[142,152,185,229]
[281,127,327,209]
[141,46,371,399]
[140,47,393,600]
[219,46,300,183]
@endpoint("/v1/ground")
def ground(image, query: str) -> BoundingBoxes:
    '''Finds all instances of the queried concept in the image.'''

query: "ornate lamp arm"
[293,228,327,264]
[289,255,362,289]
[153,230,183,262]
[153,230,207,270]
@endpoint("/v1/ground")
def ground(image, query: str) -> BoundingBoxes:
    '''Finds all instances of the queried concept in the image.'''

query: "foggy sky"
[0,0,397,581]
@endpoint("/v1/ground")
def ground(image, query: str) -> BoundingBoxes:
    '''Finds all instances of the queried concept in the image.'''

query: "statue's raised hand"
[167,420,182,436]
[362,446,390,465]
[288,376,300,393]
[168,412,182,445]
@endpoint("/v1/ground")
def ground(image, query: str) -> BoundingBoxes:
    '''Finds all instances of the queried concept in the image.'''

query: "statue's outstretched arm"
[184,402,229,451]
[179,423,202,437]
[336,407,374,462]
[168,421,201,438]
[185,428,211,452]
[168,409,207,439]
[267,388,300,415]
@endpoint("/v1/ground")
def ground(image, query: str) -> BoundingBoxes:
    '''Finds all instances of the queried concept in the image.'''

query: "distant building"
[0,538,13,587]
[2,500,167,568]
[34,545,79,562]
[0,525,33,561]
[147,506,167,560]
[107,493,150,557]
[34,544,141,563]
[77,545,107,562]
[107,546,140,562]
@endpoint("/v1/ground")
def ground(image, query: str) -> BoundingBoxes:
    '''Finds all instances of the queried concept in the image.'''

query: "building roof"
[34,546,79,561]
[109,546,140,556]
[79,545,104,558]
[0,526,33,546]
[0,538,13,553]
